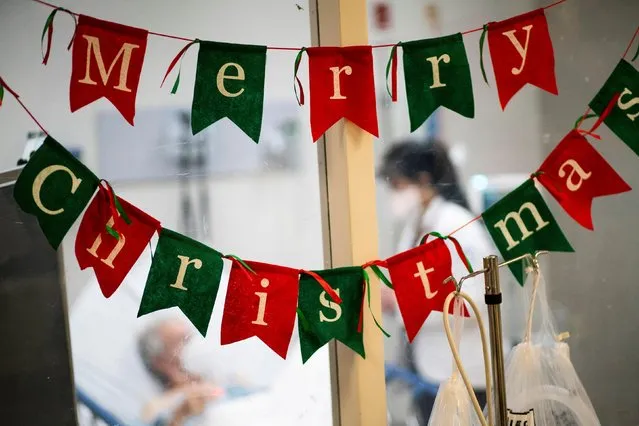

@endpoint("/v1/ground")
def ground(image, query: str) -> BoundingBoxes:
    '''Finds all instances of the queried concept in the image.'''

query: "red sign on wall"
[373,3,391,31]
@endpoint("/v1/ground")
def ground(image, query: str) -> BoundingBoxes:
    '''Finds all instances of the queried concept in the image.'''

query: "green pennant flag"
[137,228,224,337]
[13,136,99,249]
[589,59,639,155]
[297,266,365,363]
[402,33,474,132]
[482,180,573,285]
[191,41,267,143]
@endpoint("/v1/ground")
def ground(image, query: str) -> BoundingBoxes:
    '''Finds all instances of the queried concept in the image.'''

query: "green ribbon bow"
[293,47,307,106]
[421,231,474,274]
[479,23,490,86]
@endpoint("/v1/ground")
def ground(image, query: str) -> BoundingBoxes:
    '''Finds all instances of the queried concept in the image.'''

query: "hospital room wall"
[0,0,325,305]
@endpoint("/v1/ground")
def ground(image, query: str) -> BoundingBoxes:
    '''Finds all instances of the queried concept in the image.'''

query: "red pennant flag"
[75,187,160,298]
[537,130,631,230]
[307,46,379,141]
[70,15,148,125]
[487,9,557,109]
[220,261,300,359]
[386,238,467,343]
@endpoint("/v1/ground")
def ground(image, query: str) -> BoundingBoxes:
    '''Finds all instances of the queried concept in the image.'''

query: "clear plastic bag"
[428,297,481,426]
[503,260,600,426]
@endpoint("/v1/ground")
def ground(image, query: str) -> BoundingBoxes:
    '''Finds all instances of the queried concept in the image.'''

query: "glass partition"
[369,0,639,424]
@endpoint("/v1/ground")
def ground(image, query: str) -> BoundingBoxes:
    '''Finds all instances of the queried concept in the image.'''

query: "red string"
[0,77,48,135]
[575,107,593,129]
[267,46,303,51]
[459,0,566,36]
[225,256,256,282]
[361,259,388,270]
[101,181,119,220]
[543,0,568,10]
[32,0,78,15]
[621,26,639,59]
[579,92,620,138]
[371,43,396,48]
[32,0,569,50]
[99,180,125,237]
[461,26,484,36]
[446,235,474,274]
[41,7,78,66]
[448,215,482,237]
[301,270,342,304]
[148,31,192,42]
[161,40,197,87]
[390,46,398,102]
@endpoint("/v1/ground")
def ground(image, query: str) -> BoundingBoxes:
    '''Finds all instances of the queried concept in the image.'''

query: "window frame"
[310,1,388,425]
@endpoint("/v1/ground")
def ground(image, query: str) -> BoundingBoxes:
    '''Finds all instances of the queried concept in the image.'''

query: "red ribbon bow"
[300,269,342,304]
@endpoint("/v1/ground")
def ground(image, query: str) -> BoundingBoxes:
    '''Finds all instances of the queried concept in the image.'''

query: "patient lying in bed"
[137,319,223,426]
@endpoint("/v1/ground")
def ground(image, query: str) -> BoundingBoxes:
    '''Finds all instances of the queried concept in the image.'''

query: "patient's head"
[138,318,199,389]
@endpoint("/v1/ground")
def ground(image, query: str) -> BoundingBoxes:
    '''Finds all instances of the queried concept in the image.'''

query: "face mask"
[390,186,422,220]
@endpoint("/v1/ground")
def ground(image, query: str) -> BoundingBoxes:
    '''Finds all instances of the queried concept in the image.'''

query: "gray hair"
[137,322,169,386]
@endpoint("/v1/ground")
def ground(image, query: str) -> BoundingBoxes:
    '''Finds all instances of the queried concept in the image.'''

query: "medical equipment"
[503,254,600,426]
[442,252,600,426]
[428,296,485,425]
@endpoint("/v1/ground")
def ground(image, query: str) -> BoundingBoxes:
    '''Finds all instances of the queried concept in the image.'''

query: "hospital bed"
[77,388,132,426]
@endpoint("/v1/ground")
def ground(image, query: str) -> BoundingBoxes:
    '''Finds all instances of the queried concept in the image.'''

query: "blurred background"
[0,0,638,424]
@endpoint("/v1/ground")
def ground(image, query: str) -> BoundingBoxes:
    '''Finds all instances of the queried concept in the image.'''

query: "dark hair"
[378,139,470,210]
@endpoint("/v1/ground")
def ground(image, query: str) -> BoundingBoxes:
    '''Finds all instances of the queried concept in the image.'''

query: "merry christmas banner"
[9,80,635,359]
[2,0,639,362]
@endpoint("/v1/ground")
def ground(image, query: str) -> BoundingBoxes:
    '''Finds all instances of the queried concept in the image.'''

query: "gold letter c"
[32,165,83,215]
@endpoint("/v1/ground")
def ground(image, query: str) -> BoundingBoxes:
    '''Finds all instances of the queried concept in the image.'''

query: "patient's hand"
[142,381,224,425]
[184,382,223,399]
[170,384,223,426]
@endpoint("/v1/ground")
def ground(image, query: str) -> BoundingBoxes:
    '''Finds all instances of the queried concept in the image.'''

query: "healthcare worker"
[378,138,507,422]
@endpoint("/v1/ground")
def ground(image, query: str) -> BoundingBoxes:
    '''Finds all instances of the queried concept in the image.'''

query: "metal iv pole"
[483,252,545,426]
[483,255,508,426]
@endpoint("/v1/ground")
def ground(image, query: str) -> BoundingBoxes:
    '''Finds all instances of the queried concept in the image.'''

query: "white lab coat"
[394,195,509,389]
